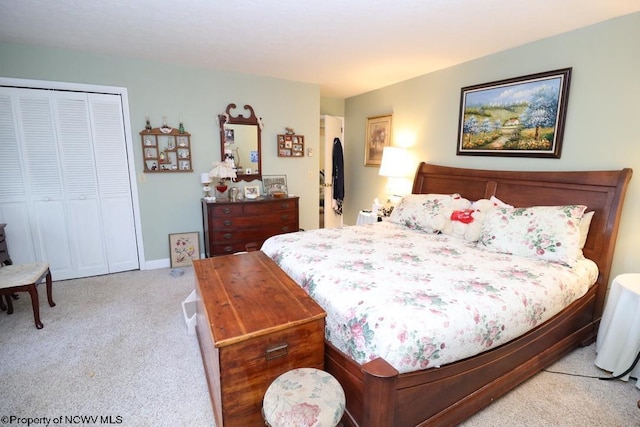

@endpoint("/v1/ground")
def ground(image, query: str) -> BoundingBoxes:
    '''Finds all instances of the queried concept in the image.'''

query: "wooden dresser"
[0,223,11,265]
[201,196,299,256]
[193,252,326,426]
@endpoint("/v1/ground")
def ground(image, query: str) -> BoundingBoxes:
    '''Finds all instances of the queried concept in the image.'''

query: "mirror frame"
[218,103,262,182]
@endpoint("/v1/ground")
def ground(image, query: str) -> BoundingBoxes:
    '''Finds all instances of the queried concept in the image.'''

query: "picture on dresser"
[244,185,260,199]
[169,232,200,268]
[262,175,288,196]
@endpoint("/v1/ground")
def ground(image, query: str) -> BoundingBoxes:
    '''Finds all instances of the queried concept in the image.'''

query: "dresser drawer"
[212,222,298,243]
[211,242,255,256]
[209,204,244,217]
[211,211,297,229]
[218,319,325,425]
[244,199,296,214]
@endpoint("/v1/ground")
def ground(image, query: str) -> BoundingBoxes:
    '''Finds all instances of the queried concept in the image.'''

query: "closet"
[0,85,139,280]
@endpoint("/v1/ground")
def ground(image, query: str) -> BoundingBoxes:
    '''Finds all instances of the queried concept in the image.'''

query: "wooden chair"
[0,262,55,329]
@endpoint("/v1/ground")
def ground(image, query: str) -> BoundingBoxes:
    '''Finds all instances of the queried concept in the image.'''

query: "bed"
[261,163,632,427]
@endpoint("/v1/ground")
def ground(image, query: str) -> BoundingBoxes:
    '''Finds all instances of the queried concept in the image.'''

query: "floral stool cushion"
[263,368,346,427]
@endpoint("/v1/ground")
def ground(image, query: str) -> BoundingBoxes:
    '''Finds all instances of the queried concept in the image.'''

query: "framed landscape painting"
[457,68,571,158]
[364,114,392,166]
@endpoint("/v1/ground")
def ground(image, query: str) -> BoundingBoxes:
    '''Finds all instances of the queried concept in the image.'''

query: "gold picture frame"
[169,232,200,268]
[364,114,392,166]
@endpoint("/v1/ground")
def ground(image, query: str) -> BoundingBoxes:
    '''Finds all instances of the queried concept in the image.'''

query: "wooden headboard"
[411,162,632,320]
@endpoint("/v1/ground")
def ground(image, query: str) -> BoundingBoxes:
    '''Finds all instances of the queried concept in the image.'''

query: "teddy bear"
[438,194,472,237]
[462,198,497,242]
[438,197,504,242]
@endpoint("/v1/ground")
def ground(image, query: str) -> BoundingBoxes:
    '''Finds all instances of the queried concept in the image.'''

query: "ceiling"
[1,1,639,98]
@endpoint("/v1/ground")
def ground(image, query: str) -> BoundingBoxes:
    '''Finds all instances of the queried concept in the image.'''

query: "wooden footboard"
[327,285,598,427]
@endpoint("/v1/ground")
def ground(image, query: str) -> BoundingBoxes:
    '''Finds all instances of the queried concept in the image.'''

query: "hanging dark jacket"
[332,137,344,215]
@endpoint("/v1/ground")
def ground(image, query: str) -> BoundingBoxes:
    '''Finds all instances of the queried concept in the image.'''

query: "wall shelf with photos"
[141,127,192,172]
[277,134,304,157]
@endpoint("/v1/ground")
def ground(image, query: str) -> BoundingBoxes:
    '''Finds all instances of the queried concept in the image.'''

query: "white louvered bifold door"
[0,90,37,264]
[88,93,139,273]
[0,87,138,280]
[52,91,109,278]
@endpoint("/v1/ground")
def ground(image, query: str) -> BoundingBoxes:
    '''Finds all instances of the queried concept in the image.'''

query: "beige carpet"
[1,267,639,426]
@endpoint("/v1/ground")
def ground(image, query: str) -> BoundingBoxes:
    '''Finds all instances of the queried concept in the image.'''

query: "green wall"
[344,12,640,280]
[0,43,321,265]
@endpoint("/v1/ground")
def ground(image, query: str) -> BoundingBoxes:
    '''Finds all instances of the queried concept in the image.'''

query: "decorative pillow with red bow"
[440,196,511,242]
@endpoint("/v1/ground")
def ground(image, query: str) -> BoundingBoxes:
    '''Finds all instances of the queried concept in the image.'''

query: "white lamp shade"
[200,172,212,184]
[379,147,410,177]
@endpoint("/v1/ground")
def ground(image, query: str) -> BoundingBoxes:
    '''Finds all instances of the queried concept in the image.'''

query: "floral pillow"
[388,194,452,232]
[478,204,587,266]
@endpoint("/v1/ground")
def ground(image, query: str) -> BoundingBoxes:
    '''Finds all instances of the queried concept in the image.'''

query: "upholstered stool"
[263,368,345,427]
[0,262,55,329]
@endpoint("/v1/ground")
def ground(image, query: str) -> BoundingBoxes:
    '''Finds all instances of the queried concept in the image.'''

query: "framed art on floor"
[169,232,200,268]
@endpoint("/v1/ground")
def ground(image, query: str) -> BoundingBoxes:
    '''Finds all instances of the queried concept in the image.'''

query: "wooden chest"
[193,251,326,427]
[201,197,299,256]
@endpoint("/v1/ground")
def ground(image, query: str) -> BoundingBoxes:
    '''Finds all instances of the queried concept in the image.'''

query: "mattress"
[261,221,598,374]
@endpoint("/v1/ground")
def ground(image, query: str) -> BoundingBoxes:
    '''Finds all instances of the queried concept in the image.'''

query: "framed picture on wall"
[364,114,392,166]
[169,232,200,268]
[457,68,571,158]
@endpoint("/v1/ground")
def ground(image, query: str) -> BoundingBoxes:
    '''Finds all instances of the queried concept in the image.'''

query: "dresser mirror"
[218,103,262,182]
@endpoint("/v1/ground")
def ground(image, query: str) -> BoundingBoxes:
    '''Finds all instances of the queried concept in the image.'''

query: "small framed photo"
[262,175,288,195]
[169,232,200,268]
[224,128,235,145]
[364,114,392,166]
[244,185,260,199]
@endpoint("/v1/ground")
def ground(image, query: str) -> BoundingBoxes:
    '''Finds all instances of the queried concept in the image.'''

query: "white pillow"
[478,205,587,266]
[490,195,512,208]
[388,194,452,233]
[578,211,594,249]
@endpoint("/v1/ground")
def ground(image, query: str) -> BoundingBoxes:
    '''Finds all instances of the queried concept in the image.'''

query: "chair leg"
[26,283,43,329]
[44,269,55,307]
[6,294,13,314]
[0,294,13,313]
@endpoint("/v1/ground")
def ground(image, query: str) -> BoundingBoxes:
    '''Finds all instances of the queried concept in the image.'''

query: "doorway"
[319,115,344,229]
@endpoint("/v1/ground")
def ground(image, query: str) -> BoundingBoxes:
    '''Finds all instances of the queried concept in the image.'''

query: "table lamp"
[200,172,213,200]
[209,161,237,198]
[378,146,412,204]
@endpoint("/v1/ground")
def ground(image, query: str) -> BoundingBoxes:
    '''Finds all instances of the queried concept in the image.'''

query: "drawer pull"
[281,214,289,220]
[281,226,290,232]
[280,203,289,209]
[265,343,288,360]
[223,220,233,226]
[223,246,233,253]
[223,233,233,240]
[223,208,232,214]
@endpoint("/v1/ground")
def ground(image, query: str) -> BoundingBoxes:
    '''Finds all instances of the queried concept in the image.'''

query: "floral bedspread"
[261,222,598,374]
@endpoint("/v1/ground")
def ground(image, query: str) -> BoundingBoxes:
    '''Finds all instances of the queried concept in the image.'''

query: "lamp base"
[215,185,228,198]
